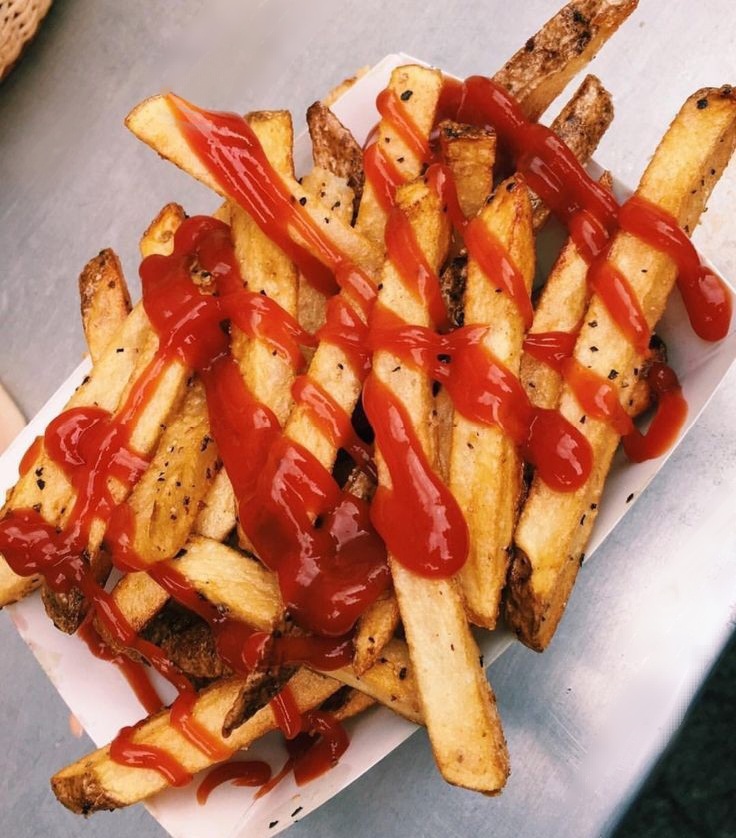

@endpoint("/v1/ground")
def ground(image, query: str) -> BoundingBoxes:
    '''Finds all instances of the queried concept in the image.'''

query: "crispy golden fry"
[531,74,613,230]
[37,207,192,631]
[508,86,736,651]
[327,639,422,725]
[79,249,132,364]
[438,121,496,220]
[193,470,236,540]
[450,177,535,629]
[101,532,420,724]
[98,536,282,644]
[52,668,341,814]
[352,590,400,675]
[307,101,364,213]
[371,178,508,792]
[121,381,221,566]
[125,112,301,572]
[355,65,442,247]
[230,111,299,427]
[125,96,382,280]
[298,164,357,342]
[0,305,150,606]
[495,0,638,121]
[322,66,371,108]
[522,172,614,409]
[139,203,186,259]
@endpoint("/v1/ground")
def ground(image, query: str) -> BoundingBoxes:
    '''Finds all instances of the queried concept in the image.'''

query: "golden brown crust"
[495,0,638,121]
[307,101,365,213]
[79,249,132,364]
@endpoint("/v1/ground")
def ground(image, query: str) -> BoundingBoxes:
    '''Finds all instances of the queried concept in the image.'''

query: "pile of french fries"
[1,0,735,820]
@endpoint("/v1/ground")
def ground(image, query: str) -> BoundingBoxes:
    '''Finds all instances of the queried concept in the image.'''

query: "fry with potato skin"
[35,206,194,631]
[450,176,535,629]
[370,178,509,792]
[530,74,613,231]
[52,668,342,814]
[508,86,736,651]
[495,0,637,122]
[355,65,443,247]
[79,249,132,364]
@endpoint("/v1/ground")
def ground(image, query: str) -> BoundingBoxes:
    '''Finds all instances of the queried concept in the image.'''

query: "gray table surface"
[1,1,735,836]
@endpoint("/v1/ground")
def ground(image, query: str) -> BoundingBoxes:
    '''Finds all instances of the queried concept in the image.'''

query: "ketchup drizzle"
[197,760,272,805]
[439,74,720,458]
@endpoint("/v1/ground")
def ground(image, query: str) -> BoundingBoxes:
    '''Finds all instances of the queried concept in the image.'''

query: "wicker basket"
[0,0,52,80]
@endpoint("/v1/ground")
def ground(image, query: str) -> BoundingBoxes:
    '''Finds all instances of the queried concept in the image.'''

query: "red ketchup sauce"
[439,74,726,458]
[523,331,579,372]
[197,760,273,805]
[110,724,192,787]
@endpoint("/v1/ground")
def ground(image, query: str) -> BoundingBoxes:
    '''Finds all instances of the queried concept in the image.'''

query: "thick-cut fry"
[307,101,364,214]
[229,111,299,426]
[193,470,236,540]
[531,74,613,230]
[125,96,382,280]
[52,668,341,814]
[100,532,421,724]
[118,111,301,575]
[355,65,442,247]
[324,687,376,721]
[139,203,186,259]
[371,178,509,792]
[298,164,357,341]
[121,382,221,566]
[79,249,132,364]
[37,208,192,631]
[508,86,736,651]
[352,590,400,675]
[98,536,282,643]
[438,121,496,220]
[522,172,614,409]
[450,176,535,629]
[326,639,422,725]
[495,0,637,122]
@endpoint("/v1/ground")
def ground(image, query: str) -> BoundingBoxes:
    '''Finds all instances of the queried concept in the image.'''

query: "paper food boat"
[1,54,735,838]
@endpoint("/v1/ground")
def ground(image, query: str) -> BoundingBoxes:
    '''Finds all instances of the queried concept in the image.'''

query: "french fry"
[508,86,736,651]
[79,249,132,364]
[437,121,496,220]
[307,101,364,215]
[38,206,193,631]
[52,668,341,814]
[495,0,637,122]
[298,164,357,341]
[139,203,185,258]
[352,590,400,675]
[450,176,535,629]
[100,532,421,724]
[521,172,614,410]
[120,111,300,573]
[355,65,443,247]
[326,638,422,725]
[371,178,509,792]
[324,687,375,721]
[531,74,613,230]
[97,536,281,643]
[125,96,383,280]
